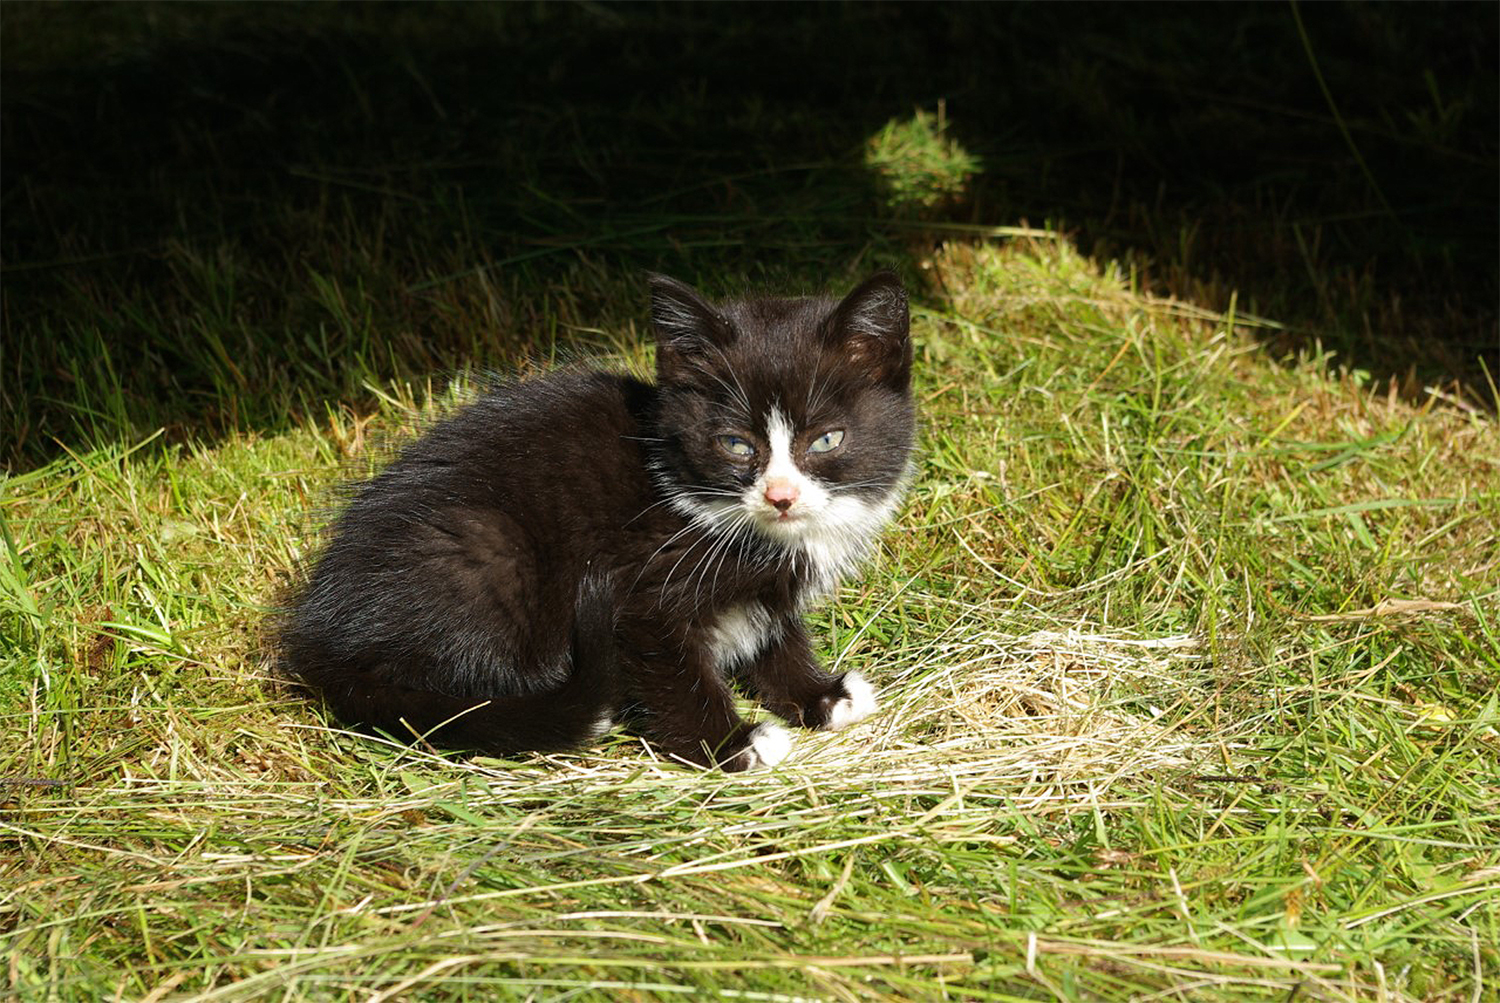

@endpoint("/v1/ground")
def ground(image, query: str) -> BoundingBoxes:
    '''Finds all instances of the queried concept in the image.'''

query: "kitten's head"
[648,271,916,570]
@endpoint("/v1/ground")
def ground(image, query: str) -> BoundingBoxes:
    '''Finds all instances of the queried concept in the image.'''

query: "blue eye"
[809,430,845,454]
[717,435,755,458]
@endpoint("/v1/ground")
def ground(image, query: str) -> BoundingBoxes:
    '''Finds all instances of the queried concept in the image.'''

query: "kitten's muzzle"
[763,478,800,513]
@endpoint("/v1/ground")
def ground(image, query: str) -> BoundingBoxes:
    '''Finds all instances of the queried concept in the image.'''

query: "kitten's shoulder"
[424,369,653,444]
[472,367,648,411]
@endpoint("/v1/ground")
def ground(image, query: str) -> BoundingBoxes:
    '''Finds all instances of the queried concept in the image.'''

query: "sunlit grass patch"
[3,232,1497,1000]
[865,107,981,217]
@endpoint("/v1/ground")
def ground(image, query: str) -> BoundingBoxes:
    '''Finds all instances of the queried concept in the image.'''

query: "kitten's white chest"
[707,602,780,669]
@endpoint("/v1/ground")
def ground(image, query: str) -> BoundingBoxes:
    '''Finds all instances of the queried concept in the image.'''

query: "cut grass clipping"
[3,238,1498,1001]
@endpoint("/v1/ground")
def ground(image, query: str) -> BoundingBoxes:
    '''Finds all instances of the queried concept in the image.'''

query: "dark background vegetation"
[3,1,1496,468]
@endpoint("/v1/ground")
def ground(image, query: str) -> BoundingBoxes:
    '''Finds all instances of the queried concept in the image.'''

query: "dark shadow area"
[3,1,1495,468]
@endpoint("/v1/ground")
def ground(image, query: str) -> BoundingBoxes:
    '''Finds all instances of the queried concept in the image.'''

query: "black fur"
[278,271,916,770]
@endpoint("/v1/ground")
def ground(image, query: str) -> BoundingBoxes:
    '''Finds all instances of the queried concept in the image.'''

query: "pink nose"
[763,479,800,512]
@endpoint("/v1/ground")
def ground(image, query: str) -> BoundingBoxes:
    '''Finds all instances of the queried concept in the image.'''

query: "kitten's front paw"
[821,671,878,731]
[733,722,792,771]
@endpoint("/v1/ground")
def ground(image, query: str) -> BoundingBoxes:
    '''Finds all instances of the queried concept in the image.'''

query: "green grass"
[4,237,1496,1001]
[3,5,1498,1001]
[865,108,981,216]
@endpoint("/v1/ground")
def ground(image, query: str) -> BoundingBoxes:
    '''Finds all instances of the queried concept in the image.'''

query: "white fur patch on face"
[793,490,904,602]
[656,408,908,601]
[762,408,804,486]
[825,670,877,731]
[729,405,905,598]
[745,406,829,527]
[707,603,779,669]
[739,721,792,770]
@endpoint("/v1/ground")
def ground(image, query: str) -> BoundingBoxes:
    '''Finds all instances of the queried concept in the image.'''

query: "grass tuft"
[864,107,982,217]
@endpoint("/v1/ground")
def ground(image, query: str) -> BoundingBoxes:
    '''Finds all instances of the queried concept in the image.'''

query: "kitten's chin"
[751,508,818,543]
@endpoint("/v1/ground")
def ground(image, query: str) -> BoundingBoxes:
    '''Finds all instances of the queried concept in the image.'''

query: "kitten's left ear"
[824,270,912,390]
[649,273,735,384]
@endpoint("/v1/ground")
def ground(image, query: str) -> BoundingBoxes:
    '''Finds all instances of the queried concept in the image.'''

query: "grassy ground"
[3,5,1498,1001]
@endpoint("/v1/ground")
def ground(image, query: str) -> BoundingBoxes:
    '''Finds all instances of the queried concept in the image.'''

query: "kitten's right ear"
[649,274,734,383]
[824,270,912,390]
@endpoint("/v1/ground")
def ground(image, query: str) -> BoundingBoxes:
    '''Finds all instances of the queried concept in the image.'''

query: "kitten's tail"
[318,573,620,755]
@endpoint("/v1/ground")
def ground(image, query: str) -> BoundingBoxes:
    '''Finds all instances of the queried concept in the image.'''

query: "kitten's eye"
[717,434,756,458]
[808,430,845,454]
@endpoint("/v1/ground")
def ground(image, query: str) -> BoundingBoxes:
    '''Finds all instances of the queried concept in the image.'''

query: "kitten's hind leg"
[314,654,618,755]
[294,572,621,755]
[739,618,879,732]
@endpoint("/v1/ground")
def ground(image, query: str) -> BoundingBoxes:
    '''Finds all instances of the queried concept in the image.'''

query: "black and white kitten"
[279,271,916,771]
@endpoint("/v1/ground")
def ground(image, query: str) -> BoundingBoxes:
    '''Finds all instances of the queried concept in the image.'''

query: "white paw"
[742,722,792,770]
[826,671,878,731]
